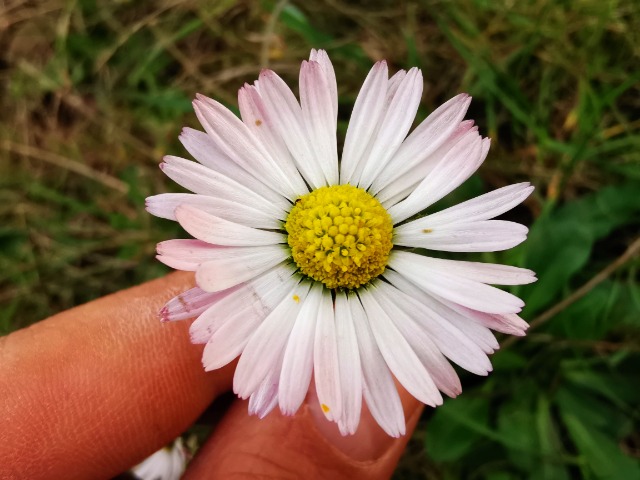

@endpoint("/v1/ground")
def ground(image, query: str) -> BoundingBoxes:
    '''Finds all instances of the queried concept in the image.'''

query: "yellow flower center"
[285,185,393,290]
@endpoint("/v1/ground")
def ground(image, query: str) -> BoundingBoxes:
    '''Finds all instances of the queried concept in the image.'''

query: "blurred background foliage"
[1,0,639,478]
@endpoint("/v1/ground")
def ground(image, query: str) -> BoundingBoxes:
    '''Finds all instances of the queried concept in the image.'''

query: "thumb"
[183,384,422,479]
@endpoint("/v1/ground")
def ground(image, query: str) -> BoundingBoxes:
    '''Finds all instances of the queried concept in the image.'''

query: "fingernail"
[307,384,423,462]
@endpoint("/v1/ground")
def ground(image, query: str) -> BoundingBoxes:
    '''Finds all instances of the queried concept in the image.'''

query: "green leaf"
[563,367,640,412]
[280,4,333,46]
[490,350,528,371]
[550,282,615,339]
[425,396,490,462]
[518,182,640,315]
[482,473,518,480]
[557,387,640,479]
[533,395,571,480]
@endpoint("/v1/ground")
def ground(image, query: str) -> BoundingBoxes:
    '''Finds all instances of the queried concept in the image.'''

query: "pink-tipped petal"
[357,68,423,190]
[258,69,326,189]
[377,120,477,205]
[313,288,343,422]
[360,289,443,407]
[146,193,279,229]
[340,60,389,184]
[160,155,288,216]
[395,220,529,252]
[334,293,363,436]
[195,245,288,293]
[234,282,311,399]
[389,251,525,314]
[349,294,405,438]
[383,270,493,375]
[278,282,322,415]
[193,95,299,199]
[300,60,339,185]
[175,205,283,247]
[373,93,472,193]
[160,287,221,322]
[309,49,338,118]
[387,130,486,223]
[412,182,535,227]
[238,85,308,197]
[374,282,462,397]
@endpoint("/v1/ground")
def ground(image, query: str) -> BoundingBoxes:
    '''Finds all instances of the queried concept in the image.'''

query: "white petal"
[155,254,199,272]
[360,288,443,407]
[258,69,326,189]
[334,293,363,436]
[157,239,228,271]
[414,182,535,227]
[373,93,472,193]
[132,439,186,480]
[389,251,525,314]
[349,293,405,437]
[278,282,322,415]
[192,263,295,344]
[195,245,288,292]
[195,266,297,365]
[300,60,339,185]
[398,254,536,285]
[160,287,221,322]
[386,70,407,100]
[387,131,487,223]
[377,121,477,205]
[444,312,499,354]
[383,270,493,375]
[248,356,282,419]
[146,193,279,229]
[373,282,462,397]
[340,61,389,184]
[437,299,529,336]
[234,281,311,398]
[179,127,279,201]
[394,220,529,252]
[238,85,308,197]
[314,288,342,422]
[160,156,288,217]
[193,95,298,199]
[357,68,423,190]
[199,281,295,370]
[309,49,338,119]
[175,205,283,247]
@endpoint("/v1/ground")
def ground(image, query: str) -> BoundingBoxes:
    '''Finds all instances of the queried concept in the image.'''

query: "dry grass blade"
[2,141,129,193]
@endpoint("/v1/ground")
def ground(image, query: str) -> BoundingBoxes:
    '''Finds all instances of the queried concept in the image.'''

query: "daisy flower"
[147,49,536,437]
[131,438,187,480]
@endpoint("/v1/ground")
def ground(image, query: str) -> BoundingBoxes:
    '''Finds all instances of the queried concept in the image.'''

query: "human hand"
[1,272,422,479]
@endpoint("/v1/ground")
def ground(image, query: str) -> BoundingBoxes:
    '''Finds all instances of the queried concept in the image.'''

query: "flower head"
[147,49,536,437]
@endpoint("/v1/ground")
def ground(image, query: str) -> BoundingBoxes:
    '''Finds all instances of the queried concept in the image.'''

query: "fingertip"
[0,272,234,480]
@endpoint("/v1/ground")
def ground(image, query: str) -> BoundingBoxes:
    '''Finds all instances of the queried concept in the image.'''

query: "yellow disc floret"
[285,185,393,290]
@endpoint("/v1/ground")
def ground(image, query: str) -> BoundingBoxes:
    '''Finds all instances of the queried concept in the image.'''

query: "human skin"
[0,272,422,479]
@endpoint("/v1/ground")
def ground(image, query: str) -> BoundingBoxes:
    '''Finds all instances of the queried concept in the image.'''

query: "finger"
[184,384,423,479]
[0,272,233,480]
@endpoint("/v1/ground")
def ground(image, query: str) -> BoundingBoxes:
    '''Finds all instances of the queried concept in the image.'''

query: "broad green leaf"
[561,413,640,479]
[557,387,640,479]
[425,396,490,462]
[532,395,571,480]
[563,367,640,413]
[518,182,640,315]
[550,282,616,339]
[490,350,527,371]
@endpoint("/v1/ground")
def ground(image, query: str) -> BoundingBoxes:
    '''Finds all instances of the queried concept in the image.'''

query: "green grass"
[1,0,639,478]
